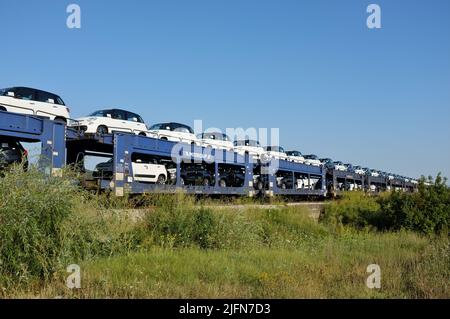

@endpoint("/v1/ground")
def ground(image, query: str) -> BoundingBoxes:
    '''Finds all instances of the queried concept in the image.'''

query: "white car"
[94,158,168,184]
[286,151,305,163]
[0,86,70,122]
[264,146,289,161]
[303,154,322,166]
[320,158,333,167]
[332,161,347,171]
[233,140,266,160]
[132,160,168,184]
[352,166,366,175]
[149,122,198,145]
[197,132,234,151]
[367,169,380,177]
[71,109,151,136]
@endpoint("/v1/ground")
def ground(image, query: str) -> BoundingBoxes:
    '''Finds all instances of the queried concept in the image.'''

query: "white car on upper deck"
[0,86,70,122]
[197,132,234,151]
[264,146,289,161]
[70,109,151,136]
[303,154,322,166]
[233,139,266,160]
[149,122,198,145]
[286,150,305,163]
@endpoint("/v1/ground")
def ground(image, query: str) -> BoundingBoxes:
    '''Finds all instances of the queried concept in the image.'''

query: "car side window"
[126,112,143,123]
[36,91,56,104]
[111,110,125,120]
[13,88,35,101]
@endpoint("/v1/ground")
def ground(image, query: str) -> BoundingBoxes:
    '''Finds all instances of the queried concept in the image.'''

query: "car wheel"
[0,106,6,112]
[160,137,168,141]
[54,117,67,124]
[138,132,147,137]
[156,174,166,185]
[202,178,210,187]
[97,125,108,135]
[219,179,227,188]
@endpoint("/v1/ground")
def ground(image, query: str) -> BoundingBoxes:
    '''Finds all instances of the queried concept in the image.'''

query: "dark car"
[217,165,246,187]
[0,138,28,170]
[180,164,246,187]
[277,174,296,189]
[180,164,215,186]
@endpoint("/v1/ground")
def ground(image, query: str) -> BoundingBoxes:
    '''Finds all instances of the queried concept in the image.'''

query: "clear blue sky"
[1,0,449,179]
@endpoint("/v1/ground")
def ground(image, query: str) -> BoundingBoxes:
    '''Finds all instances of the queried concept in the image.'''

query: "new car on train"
[0,86,70,122]
[71,109,151,136]
[149,122,198,145]
[197,132,234,151]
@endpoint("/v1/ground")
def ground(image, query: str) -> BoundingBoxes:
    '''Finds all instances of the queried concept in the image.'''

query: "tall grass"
[0,167,142,288]
[0,166,80,285]
[1,168,448,298]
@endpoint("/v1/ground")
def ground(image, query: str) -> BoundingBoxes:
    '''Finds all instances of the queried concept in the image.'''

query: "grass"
[8,231,448,299]
[0,168,449,298]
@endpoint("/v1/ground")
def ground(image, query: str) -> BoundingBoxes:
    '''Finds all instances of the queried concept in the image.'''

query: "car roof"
[9,86,62,97]
[201,132,229,137]
[100,108,138,114]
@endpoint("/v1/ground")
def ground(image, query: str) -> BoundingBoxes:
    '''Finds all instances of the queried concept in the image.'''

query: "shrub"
[378,174,450,235]
[0,166,81,284]
[322,175,450,235]
[142,193,265,249]
[321,192,381,229]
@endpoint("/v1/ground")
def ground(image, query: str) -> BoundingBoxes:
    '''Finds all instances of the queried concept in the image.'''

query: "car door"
[110,110,132,133]
[7,87,36,115]
[34,90,60,119]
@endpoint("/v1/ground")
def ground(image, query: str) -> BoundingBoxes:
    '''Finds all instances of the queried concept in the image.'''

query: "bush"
[378,174,450,235]
[322,175,450,235]
[143,193,261,249]
[0,166,81,284]
[321,192,381,229]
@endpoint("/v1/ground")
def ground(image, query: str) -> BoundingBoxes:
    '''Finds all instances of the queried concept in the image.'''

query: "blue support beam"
[0,111,66,175]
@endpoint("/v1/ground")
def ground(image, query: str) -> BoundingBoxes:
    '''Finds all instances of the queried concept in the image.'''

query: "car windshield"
[200,133,230,141]
[89,110,110,117]
[266,146,285,153]
[150,123,194,134]
[234,140,261,147]
[287,151,302,157]
[305,155,318,159]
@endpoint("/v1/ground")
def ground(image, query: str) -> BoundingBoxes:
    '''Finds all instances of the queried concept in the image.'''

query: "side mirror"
[7,91,15,97]
[132,117,138,122]
[106,114,112,118]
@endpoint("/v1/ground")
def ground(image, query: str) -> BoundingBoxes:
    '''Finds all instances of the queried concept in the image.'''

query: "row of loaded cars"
[0,86,419,185]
